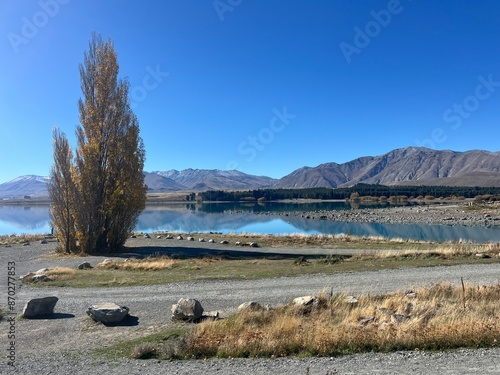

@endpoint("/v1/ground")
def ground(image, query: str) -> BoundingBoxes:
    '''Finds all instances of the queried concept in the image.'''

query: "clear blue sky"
[1,0,500,183]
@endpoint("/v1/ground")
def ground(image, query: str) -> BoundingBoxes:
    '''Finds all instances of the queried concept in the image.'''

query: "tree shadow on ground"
[107,245,350,262]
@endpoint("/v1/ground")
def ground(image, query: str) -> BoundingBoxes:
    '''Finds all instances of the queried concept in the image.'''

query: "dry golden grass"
[350,241,500,261]
[95,256,176,271]
[183,283,499,358]
[46,267,78,281]
[0,233,46,246]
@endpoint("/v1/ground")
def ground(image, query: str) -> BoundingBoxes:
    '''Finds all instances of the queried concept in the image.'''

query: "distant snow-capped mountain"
[150,169,276,191]
[0,175,50,199]
[0,170,277,199]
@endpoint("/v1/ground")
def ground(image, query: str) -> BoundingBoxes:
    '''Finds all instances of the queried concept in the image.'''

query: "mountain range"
[275,147,500,188]
[1,147,499,199]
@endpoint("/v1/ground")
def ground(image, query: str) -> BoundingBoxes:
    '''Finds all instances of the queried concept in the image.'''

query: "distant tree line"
[200,184,500,202]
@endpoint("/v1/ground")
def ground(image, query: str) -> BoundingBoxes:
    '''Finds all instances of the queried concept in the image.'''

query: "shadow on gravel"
[101,314,139,327]
[23,313,75,320]
[108,246,345,262]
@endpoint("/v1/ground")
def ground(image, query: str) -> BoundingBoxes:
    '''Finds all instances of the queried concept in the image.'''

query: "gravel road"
[1,240,499,374]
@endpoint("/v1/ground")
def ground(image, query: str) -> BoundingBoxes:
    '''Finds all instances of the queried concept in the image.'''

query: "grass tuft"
[96,256,176,271]
[46,267,78,280]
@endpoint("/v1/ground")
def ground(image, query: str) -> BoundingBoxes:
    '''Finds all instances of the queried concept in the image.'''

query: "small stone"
[32,274,50,282]
[238,301,264,311]
[177,235,183,240]
[40,239,48,244]
[293,296,318,306]
[187,237,194,241]
[208,239,215,243]
[344,296,358,305]
[220,240,229,244]
[203,311,220,320]
[199,238,205,242]
[249,242,259,248]
[78,262,93,270]
[475,253,491,258]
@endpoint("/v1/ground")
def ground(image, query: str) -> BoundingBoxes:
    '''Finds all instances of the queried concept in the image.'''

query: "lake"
[2,202,500,243]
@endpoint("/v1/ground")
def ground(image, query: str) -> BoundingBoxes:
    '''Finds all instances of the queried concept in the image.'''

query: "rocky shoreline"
[258,203,500,227]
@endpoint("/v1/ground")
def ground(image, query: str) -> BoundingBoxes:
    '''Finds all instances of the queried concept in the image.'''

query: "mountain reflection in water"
[2,203,500,243]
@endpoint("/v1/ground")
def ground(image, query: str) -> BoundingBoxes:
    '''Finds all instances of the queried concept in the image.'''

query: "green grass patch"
[94,328,189,360]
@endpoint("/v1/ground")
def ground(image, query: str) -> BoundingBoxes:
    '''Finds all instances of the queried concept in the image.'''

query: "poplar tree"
[49,33,146,254]
[48,127,76,254]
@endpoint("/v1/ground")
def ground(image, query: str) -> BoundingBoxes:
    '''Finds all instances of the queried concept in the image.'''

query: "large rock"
[87,303,129,323]
[171,298,204,321]
[22,296,59,318]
